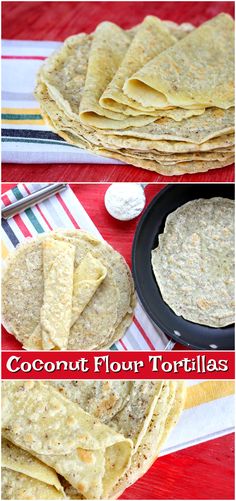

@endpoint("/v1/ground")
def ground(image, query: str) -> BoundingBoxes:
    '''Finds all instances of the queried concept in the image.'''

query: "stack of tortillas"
[2,230,135,351]
[35,13,234,176]
[1,380,186,499]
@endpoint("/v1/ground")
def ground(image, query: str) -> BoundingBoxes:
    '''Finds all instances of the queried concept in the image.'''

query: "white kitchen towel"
[162,380,235,455]
[2,39,122,164]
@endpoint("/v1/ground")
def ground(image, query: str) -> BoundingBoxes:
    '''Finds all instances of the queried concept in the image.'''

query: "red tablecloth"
[2,1,235,183]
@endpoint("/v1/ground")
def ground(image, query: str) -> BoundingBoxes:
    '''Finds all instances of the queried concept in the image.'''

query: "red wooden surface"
[1,182,235,498]
[2,1,235,183]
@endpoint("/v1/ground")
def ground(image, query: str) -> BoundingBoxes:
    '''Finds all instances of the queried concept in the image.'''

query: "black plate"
[132,184,235,350]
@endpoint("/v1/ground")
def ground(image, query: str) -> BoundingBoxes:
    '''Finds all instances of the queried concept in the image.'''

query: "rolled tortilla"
[2,381,133,499]
[41,239,75,350]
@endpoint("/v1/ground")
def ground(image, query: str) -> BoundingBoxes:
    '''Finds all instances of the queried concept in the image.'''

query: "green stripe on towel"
[2,113,43,120]
[12,186,45,234]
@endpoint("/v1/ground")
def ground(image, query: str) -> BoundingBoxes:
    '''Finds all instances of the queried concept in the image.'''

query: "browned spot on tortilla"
[76,482,86,493]
[94,394,118,418]
[197,298,212,310]
[77,448,93,463]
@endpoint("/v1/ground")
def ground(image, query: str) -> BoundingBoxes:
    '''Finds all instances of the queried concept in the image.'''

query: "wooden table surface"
[2,1,235,183]
[1,182,235,499]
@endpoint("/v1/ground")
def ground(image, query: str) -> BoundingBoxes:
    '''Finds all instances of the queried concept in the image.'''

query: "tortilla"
[34,14,234,175]
[99,16,177,115]
[151,198,235,326]
[36,81,235,155]
[124,14,234,110]
[2,439,63,493]
[2,230,134,350]
[1,381,186,500]
[40,33,93,125]
[1,469,64,500]
[50,381,133,422]
[107,153,234,175]
[100,17,205,121]
[111,382,186,499]
[50,381,164,453]
[71,252,107,326]
[99,107,235,143]
[40,238,75,350]
[39,24,155,130]
[2,381,133,500]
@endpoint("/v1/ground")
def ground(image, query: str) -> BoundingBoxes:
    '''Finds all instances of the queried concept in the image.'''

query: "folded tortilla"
[24,250,107,350]
[111,382,186,499]
[124,14,234,110]
[1,468,64,500]
[2,381,133,499]
[100,16,177,115]
[78,22,157,129]
[2,438,63,494]
[71,252,107,326]
[41,238,75,350]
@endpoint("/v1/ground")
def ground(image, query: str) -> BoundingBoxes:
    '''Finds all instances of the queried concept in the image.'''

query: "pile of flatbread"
[2,380,186,499]
[2,230,135,350]
[35,13,235,176]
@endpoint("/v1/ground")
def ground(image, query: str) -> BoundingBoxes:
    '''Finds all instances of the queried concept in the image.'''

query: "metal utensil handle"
[1,183,68,219]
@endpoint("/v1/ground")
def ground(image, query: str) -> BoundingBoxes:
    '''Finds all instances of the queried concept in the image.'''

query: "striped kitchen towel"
[1,182,172,351]
[2,39,121,164]
[162,380,235,454]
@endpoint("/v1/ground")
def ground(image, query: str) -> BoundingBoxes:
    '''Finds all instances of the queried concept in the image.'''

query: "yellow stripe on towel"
[2,108,42,114]
[185,381,235,410]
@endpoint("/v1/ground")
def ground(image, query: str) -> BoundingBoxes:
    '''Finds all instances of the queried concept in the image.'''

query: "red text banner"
[1,351,235,380]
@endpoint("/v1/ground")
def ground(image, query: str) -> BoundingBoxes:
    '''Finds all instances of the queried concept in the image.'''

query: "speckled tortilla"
[26,250,107,350]
[1,381,186,500]
[2,381,133,500]
[2,230,134,351]
[124,14,234,110]
[36,82,234,175]
[1,469,64,500]
[110,382,186,499]
[38,19,199,131]
[99,108,235,144]
[34,10,235,178]
[39,25,155,130]
[152,198,235,327]
[41,238,75,350]
[2,439,63,493]
[49,381,163,453]
[100,16,176,116]
[37,81,234,153]
[79,22,157,129]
